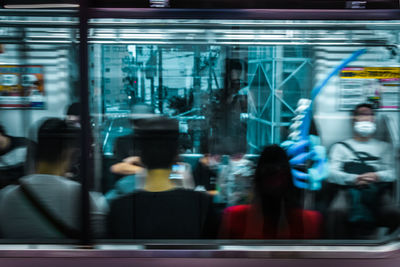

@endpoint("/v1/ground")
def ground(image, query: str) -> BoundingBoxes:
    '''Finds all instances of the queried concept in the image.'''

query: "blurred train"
[0,1,399,266]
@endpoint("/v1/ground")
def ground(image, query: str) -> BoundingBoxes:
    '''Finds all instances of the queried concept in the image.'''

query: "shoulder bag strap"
[19,183,81,239]
[336,141,366,164]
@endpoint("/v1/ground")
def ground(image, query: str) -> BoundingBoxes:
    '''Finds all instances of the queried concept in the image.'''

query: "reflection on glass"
[93,40,399,240]
[0,14,398,242]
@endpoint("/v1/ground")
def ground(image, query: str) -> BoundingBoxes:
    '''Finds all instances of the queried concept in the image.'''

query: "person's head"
[134,116,179,170]
[254,145,293,201]
[36,118,80,174]
[229,60,243,82]
[352,103,376,138]
[226,59,245,93]
[66,102,81,128]
[130,103,156,125]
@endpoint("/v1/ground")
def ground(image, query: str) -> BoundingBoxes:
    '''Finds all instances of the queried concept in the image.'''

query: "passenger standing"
[207,59,248,155]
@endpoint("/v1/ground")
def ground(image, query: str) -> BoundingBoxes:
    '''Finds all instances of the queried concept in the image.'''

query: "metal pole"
[79,0,91,246]
[193,47,201,153]
[158,47,163,113]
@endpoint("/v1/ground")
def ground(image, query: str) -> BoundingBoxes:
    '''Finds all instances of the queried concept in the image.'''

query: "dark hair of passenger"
[134,116,179,170]
[253,145,300,218]
[0,124,6,136]
[66,102,81,116]
[352,103,374,117]
[228,59,243,72]
[36,118,80,164]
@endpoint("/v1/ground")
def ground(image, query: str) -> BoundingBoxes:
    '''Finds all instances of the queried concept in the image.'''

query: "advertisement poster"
[339,67,400,111]
[0,65,45,109]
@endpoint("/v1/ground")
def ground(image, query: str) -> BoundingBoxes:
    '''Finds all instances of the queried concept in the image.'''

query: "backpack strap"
[19,182,81,239]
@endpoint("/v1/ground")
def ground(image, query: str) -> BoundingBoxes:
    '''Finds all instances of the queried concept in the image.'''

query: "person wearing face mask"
[326,103,400,238]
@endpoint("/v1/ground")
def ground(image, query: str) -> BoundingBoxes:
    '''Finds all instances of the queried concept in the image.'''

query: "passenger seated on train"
[219,145,322,239]
[326,103,400,238]
[0,124,30,188]
[107,116,217,239]
[0,118,108,239]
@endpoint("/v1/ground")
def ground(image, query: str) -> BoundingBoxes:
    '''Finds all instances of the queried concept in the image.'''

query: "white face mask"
[354,121,376,137]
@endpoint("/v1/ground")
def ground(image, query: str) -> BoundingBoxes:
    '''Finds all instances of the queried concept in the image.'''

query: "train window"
[0,8,399,246]
[0,10,109,242]
[89,18,400,242]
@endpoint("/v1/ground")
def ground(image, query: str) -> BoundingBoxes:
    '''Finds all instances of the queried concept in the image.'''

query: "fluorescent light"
[4,4,79,8]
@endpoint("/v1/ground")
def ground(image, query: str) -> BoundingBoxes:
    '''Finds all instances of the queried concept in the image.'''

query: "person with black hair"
[0,124,30,188]
[0,118,108,238]
[108,116,217,239]
[194,59,249,193]
[65,102,81,128]
[327,103,400,238]
[220,145,322,239]
[205,59,248,155]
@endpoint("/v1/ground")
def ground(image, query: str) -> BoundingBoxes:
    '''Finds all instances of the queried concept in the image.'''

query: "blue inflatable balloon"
[282,49,366,190]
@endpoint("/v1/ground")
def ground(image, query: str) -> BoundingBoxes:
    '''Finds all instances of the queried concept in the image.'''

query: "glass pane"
[0,11,104,241]
[88,19,400,241]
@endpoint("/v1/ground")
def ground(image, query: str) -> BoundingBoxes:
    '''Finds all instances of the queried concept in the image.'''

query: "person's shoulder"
[369,138,390,147]
[337,138,353,145]
[0,184,19,199]
[110,190,139,206]
[329,139,352,154]
[21,174,81,191]
[224,204,250,215]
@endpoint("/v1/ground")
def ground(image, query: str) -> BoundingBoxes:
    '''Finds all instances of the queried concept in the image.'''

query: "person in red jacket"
[220,144,322,239]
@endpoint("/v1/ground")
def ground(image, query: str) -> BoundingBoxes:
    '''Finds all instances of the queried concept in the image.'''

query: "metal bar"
[248,141,261,152]
[0,21,78,28]
[78,0,91,246]
[247,90,259,116]
[0,9,78,16]
[275,59,309,91]
[274,93,296,115]
[102,119,115,152]
[248,115,273,126]
[86,41,391,47]
[87,8,400,21]
[0,243,397,259]
[259,65,273,118]
[271,46,276,143]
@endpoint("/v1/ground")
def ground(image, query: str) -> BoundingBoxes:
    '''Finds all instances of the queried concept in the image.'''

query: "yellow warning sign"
[340,67,400,79]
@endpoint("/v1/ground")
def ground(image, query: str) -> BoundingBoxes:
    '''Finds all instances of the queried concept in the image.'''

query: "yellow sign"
[340,67,400,79]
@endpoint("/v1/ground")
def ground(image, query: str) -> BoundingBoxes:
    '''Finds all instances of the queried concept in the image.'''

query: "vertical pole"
[79,0,91,246]
[158,47,163,113]
[19,27,30,140]
[271,47,276,144]
[274,46,283,144]
[208,48,213,94]
[193,47,201,153]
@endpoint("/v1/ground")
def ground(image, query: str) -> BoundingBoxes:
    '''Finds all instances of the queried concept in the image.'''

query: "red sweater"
[220,205,322,239]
